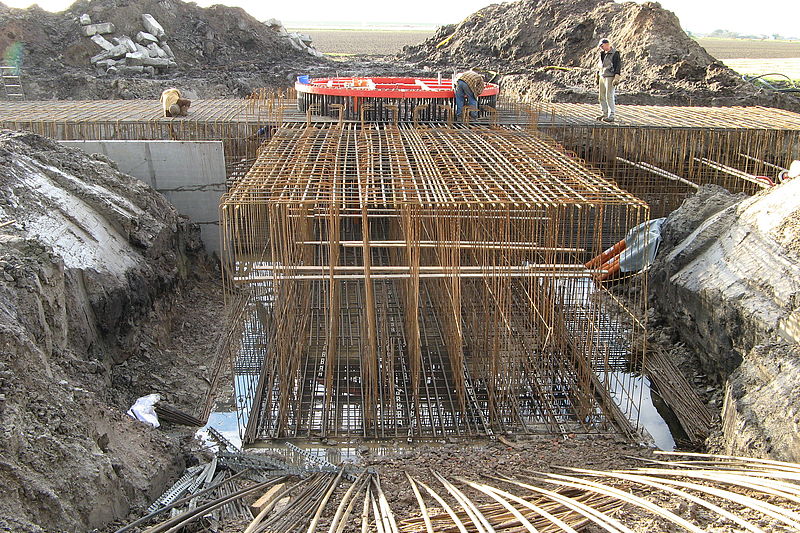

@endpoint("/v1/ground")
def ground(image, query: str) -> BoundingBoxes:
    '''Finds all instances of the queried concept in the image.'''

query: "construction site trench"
[2,0,800,532]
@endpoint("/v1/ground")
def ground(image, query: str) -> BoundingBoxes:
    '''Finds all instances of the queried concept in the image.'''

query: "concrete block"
[135,43,150,55]
[136,31,158,44]
[141,56,170,68]
[109,44,128,59]
[288,34,312,50]
[90,44,129,63]
[125,52,145,66]
[141,14,166,39]
[291,32,312,45]
[117,36,137,53]
[82,22,115,36]
[90,34,114,51]
[118,65,144,74]
[147,43,167,58]
[160,43,175,59]
[286,35,304,52]
[95,59,116,69]
[264,18,288,35]
[79,13,91,25]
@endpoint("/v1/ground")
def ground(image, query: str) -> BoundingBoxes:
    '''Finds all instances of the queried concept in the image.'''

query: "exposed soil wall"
[0,131,211,531]
[721,343,800,462]
[650,182,800,460]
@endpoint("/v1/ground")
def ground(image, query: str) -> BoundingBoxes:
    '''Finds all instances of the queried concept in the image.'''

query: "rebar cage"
[1,97,796,218]
[220,122,650,442]
[533,102,800,218]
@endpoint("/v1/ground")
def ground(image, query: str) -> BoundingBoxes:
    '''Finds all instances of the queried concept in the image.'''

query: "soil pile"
[0,0,330,99]
[0,130,214,531]
[401,0,800,110]
[650,181,800,460]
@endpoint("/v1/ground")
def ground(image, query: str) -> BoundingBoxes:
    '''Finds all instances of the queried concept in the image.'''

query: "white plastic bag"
[126,393,161,427]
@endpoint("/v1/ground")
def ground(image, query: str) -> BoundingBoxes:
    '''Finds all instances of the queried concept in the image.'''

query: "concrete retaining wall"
[62,140,225,256]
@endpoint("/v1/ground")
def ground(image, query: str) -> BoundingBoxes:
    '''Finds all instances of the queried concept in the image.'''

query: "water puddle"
[627,374,677,450]
[198,382,243,450]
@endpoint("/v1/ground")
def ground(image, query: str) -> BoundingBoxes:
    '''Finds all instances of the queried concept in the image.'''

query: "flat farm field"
[695,38,800,59]
[695,38,800,80]
[287,29,435,56]
[723,58,800,80]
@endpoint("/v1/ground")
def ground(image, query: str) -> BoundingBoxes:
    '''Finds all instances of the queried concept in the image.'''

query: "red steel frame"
[295,77,500,99]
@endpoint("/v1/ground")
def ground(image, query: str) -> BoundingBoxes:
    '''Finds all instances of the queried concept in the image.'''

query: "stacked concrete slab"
[81,13,178,76]
[263,18,324,59]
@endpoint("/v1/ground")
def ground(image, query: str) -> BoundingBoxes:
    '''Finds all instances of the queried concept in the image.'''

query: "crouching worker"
[453,69,485,121]
[160,87,191,117]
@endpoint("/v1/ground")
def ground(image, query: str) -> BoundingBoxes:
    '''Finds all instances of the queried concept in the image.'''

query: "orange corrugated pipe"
[598,255,622,281]
[584,239,626,269]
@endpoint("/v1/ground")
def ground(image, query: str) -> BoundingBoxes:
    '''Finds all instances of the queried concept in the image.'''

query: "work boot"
[596,115,605,121]
[602,116,615,122]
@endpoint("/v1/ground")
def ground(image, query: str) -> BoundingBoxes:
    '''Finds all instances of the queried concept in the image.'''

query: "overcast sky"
[4,0,799,36]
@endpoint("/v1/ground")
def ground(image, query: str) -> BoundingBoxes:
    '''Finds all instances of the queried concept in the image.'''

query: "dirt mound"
[0,0,329,99]
[401,0,799,110]
[0,130,211,531]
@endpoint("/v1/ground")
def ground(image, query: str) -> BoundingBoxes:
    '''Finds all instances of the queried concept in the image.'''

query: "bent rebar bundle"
[220,122,650,441]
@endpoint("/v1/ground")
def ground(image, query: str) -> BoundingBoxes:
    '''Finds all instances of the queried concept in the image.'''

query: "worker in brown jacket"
[161,87,191,117]
[454,70,485,121]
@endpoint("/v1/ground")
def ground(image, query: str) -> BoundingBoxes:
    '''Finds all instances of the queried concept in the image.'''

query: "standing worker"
[596,38,621,122]
[454,69,485,121]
